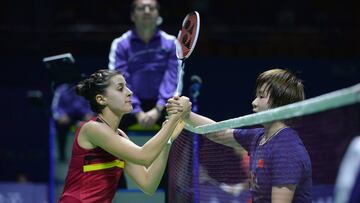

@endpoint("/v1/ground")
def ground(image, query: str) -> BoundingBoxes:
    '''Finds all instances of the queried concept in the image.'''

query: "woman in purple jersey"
[167,69,312,203]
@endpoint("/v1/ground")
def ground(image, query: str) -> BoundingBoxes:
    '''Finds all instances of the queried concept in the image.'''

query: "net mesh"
[168,84,360,203]
[169,130,195,203]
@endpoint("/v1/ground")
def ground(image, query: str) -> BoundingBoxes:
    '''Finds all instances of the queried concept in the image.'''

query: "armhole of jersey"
[74,118,98,152]
[73,121,87,152]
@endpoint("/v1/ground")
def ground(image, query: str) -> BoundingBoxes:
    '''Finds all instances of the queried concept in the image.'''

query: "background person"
[108,0,180,130]
[51,83,93,162]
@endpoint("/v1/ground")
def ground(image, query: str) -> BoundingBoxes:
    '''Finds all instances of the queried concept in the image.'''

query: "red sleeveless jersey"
[59,117,124,203]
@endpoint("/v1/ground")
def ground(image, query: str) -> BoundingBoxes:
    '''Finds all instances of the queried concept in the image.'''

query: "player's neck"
[264,121,287,139]
[136,27,156,43]
[98,110,122,132]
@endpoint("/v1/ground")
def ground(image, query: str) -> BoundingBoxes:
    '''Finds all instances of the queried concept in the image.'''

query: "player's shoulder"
[81,120,105,134]
[111,30,133,46]
[279,127,300,140]
[273,127,306,152]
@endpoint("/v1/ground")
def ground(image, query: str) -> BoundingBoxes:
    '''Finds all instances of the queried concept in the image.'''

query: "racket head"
[176,11,200,60]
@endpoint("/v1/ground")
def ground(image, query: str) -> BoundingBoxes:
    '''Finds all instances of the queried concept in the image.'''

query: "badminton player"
[58,69,191,202]
[167,68,312,203]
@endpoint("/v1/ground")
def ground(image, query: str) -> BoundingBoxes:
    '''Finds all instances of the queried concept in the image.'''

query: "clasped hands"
[165,96,191,120]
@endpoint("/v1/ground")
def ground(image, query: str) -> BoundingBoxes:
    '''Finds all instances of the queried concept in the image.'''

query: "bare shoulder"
[80,121,133,157]
[79,120,123,149]
[78,120,105,149]
[81,120,121,142]
[79,120,106,136]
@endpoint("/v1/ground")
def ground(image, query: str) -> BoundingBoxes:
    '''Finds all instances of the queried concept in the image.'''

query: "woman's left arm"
[123,118,183,195]
[124,144,171,195]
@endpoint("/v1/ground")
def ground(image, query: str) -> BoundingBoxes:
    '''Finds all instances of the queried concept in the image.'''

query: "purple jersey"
[234,127,312,203]
[108,28,180,113]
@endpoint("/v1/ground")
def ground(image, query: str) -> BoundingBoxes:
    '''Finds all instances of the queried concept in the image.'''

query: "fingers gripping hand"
[166,96,192,118]
[177,96,192,119]
[166,96,183,116]
[168,96,192,143]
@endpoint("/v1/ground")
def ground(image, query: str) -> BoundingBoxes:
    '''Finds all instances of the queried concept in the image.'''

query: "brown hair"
[255,68,305,108]
[76,69,122,113]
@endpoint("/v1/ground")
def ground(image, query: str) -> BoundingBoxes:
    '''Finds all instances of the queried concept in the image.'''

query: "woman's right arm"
[83,98,190,167]
[167,97,240,148]
[186,112,240,148]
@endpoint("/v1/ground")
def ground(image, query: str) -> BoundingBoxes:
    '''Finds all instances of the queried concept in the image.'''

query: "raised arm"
[123,105,187,195]
[166,97,240,148]
[83,97,190,168]
[124,143,171,195]
[187,112,240,148]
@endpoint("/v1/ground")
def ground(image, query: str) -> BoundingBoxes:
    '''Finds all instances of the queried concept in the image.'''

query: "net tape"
[185,83,360,134]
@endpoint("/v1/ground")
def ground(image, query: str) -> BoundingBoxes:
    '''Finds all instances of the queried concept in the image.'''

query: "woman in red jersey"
[58,69,191,203]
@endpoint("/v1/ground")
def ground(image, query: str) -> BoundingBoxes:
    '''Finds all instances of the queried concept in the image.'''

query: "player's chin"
[120,105,133,114]
[125,106,133,113]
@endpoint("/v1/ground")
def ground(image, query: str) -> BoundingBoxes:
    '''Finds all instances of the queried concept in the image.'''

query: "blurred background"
[1,0,359,202]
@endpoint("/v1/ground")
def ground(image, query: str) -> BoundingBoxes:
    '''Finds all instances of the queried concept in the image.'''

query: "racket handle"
[174,61,185,96]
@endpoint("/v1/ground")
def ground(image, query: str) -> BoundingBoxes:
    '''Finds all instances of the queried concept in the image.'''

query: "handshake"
[163,96,192,143]
[166,96,192,120]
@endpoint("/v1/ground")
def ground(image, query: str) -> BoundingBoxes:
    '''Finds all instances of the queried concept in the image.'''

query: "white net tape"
[186,84,360,134]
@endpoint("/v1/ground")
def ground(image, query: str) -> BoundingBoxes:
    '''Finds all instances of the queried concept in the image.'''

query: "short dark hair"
[76,69,122,113]
[255,68,305,108]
